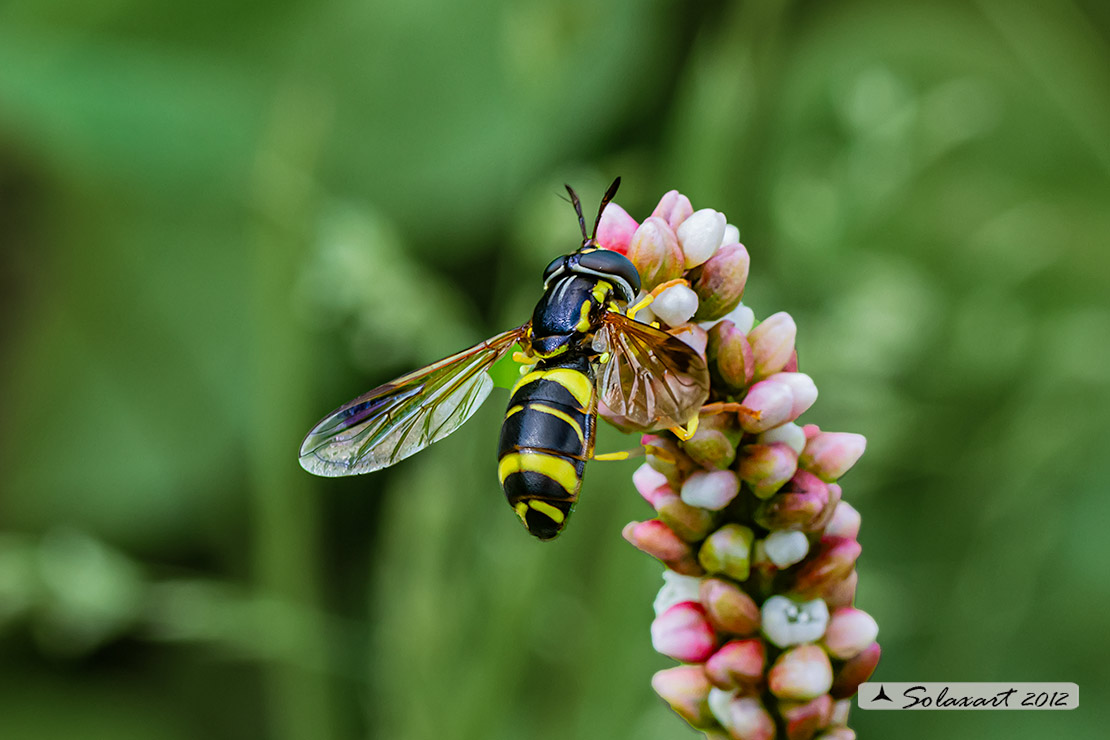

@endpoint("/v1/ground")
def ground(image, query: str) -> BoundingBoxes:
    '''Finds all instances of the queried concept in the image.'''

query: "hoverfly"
[299,178,710,539]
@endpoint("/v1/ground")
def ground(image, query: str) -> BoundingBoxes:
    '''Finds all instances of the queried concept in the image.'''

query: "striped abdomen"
[497,354,597,540]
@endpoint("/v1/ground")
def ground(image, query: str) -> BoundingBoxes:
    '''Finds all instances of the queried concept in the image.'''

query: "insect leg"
[591,449,643,462]
[700,401,762,424]
[668,413,699,441]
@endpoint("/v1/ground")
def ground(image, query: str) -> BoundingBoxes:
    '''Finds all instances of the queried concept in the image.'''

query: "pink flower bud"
[633,463,672,507]
[711,694,776,740]
[780,694,833,740]
[738,442,799,499]
[677,208,727,268]
[682,470,741,511]
[622,519,692,562]
[830,642,880,699]
[822,608,879,660]
[699,578,761,635]
[705,639,765,690]
[651,190,694,231]
[769,645,834,701]
[651,665,716,728]
[769,372,818,419]
[651,601,718,662]
[817,729,856,740]
[653,283,700,327]
[824,502,861,540]
[800,432,867,482]
[754,471,830,531]
[595,202,639,254]
[698,524,755,581]
[794,537,861,598]
[694,243,751,321]
[749,312,797,379]
[808,482,842,532]
[739,378,795,432]
[627,217,685,291]
[707,320,755,391]
[823,569,858,610]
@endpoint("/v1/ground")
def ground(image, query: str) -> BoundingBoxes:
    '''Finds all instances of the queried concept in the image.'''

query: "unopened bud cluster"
[598,190,877,740]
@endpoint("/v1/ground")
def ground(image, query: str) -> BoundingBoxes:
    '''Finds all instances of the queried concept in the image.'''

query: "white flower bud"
[763,530,810,568]
[676,208,727,268]
[721,223,741,247]
[707,688,737,727]
[681,470,741,510]
[761,595,829,648]
[653,570,704,617]
[651,284,699,327]
[757,422,807,455]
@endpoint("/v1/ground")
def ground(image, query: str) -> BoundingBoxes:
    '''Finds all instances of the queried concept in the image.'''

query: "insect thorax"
[528,274,617,360]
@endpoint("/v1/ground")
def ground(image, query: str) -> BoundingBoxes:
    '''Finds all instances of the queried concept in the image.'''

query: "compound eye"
[542,256,566,284]
[576,249,641,300]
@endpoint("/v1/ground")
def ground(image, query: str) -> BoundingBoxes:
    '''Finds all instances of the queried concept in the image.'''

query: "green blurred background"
[1,1,1107,738]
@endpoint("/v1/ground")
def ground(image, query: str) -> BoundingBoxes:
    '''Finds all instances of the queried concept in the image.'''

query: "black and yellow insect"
[299,179,710,539]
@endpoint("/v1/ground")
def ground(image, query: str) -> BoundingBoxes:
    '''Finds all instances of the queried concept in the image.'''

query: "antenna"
[565,184,588,241]
[592,176,621,240]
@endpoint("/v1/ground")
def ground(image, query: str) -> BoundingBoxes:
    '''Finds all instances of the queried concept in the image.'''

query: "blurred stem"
[248,85,337,740]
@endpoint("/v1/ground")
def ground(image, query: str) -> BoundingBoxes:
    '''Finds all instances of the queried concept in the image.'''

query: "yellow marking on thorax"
[575,300,592,332]
[498,452,579,494]
[533,344,569,359]
[528,403,585,446]
[591,280,612,304]
[528,499,565,524]
[510,368,594,409]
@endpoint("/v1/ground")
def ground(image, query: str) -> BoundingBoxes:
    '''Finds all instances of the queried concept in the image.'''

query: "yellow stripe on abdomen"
[527,403,586,446]
[510,368,594,409]
[497,451,580,495]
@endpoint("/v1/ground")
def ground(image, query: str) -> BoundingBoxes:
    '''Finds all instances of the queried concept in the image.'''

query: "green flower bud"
[769,645,834,701]
[699,577,761,635]
[707,320,755,392]
[698,524,754,581]
[780,694,833,740]
[738,442,799,499]
[694,243,750,321]
[657,494,718,542]
[627,217,685,291]
[651,666,716,729]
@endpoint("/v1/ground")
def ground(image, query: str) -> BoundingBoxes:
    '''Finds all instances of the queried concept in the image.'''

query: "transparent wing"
[597,314,710,431]
[299,325,528,476]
